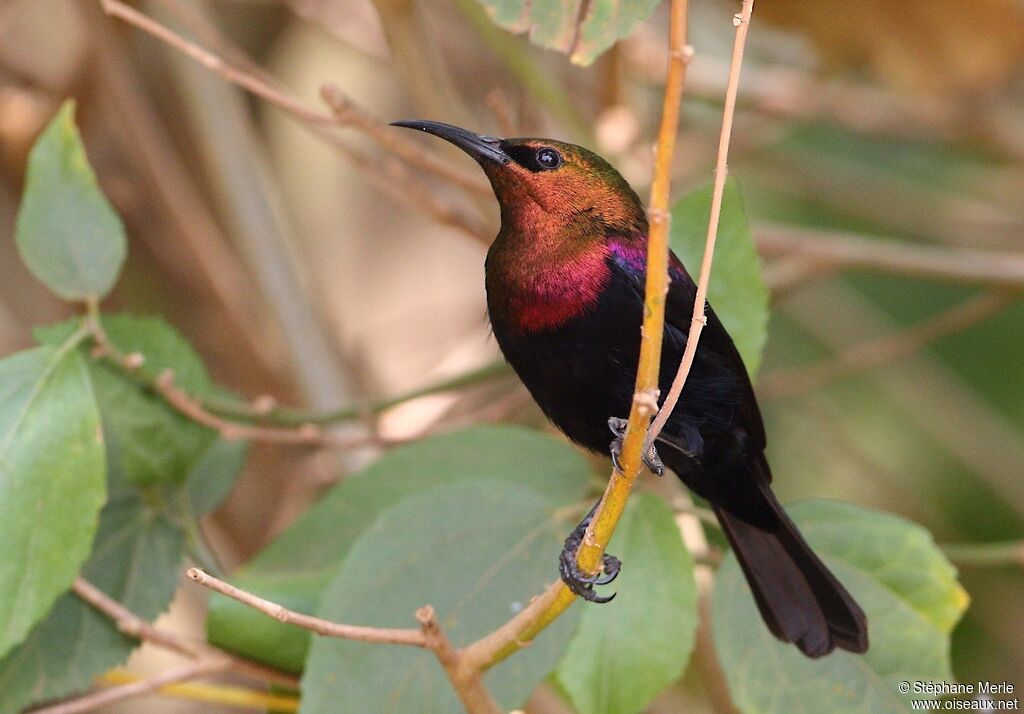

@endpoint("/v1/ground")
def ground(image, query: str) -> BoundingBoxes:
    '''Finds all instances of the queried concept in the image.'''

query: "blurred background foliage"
[0,0,1022,710]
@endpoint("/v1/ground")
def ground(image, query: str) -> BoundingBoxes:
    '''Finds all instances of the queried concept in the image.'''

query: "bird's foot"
[608,417,665,476]
[559,503,621,603]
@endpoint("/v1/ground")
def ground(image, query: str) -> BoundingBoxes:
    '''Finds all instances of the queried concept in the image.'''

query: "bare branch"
[86,4,281,369]
[186,569,501,713]
[83,310,374,449]
[30,661,229,714]
[72,577,198,658]
[100,0,492,243]
[186,568,427,646]
[416,606,501,714]
[152,369,373,448]
[101,0,329,124]
[648,0,755,443]
[72,578,299,689]
[320,83,491,196]
[198,359,511,426]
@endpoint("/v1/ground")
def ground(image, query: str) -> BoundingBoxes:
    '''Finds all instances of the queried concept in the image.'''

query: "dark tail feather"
[713,485,868,658]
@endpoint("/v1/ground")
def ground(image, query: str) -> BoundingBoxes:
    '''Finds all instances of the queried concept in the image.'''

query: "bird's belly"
[493,318,641,454]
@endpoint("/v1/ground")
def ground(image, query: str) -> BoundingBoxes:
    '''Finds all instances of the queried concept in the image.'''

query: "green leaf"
[0,436,185,711]
[555,493,698,714]
[712,500,969,714]
[474,0,660,65]
[0,344,106,659]
[15,100,126,301]
[208,425,590,673]
[671,177,769,376]
[36,315,216,486]
[300,480,580,713]
[186,438,249,517]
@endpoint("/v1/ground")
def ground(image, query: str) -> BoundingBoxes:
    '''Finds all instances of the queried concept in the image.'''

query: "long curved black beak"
[391,120,510,166]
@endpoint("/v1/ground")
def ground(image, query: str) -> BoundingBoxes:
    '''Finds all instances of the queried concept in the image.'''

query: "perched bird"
[392,120,868,658]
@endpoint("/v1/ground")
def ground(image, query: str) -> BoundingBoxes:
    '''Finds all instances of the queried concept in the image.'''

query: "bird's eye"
[535,148,562,170]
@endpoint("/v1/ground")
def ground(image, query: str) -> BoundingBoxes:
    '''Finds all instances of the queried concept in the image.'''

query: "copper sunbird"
[393,120,868,658]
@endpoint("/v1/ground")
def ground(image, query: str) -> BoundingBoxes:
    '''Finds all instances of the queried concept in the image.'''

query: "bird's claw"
[559,551,621,603]
[608,417,665,476]
[643,446,665,476]
[558,503,621,603]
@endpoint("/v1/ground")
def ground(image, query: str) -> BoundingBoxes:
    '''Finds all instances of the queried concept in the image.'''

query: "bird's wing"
[661,251,767,449]
[605,244,766,450]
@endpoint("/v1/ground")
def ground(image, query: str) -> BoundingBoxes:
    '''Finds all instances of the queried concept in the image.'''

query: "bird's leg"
[558,499,621,603]
[608,417,665,476]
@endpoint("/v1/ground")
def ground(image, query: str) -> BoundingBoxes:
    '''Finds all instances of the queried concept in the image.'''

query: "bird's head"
[392,120,647,238]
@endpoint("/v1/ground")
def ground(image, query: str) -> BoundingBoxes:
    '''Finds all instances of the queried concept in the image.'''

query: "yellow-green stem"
[461,0,692,671]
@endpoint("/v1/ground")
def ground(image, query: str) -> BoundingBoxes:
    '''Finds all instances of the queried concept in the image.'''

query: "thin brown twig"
[760,291,1018,398]
[416,607,501,714]
[158,0,487,212]
[197,359,512,426]
[84,310,375,449]
[153,369,373,448]
[186,568,426,646]
[87,4,282,370]
[573,0,692,540]
[649,0,755,443]
[186,569,501,713]
[101,0,493,243]
[101,0,329,124]
[319,83,491,196]
[156,0,303,84]
[72,577,198,658]
[333,134,492,241]
[155,0,486,205]
[30,660,230,714]
[71,578,299,689]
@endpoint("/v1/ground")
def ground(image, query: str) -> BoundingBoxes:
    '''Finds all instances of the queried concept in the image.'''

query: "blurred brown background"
[1,0,1022,710]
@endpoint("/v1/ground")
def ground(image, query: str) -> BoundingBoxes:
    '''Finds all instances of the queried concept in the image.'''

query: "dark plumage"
[392,120,868,658]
